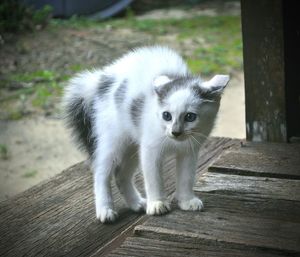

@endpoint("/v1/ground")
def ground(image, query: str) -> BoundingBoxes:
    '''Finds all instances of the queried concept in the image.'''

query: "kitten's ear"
[202,75,230,94]
[153,75,172,95]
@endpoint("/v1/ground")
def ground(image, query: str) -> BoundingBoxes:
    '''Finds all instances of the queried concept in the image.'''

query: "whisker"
[190,130,209,139]
[188,138,196,156]
[190,135,203,147]
[130,149,139,159]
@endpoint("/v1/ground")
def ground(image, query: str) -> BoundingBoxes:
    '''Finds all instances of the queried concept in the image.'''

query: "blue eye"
[185,112,197,122]
[162,111,172,121]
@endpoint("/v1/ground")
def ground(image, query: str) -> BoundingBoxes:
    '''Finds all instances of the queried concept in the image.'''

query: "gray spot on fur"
[155,76,196,104]
[191,86,210,99]
[64,97,96,157]
[191,86,221,102]
[130,95,145,126]
[98,75,114,98]
[155,75,222,104]
[114,79,127,108]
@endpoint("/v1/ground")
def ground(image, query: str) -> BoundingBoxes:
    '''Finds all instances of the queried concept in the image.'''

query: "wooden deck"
[0,137,299,257]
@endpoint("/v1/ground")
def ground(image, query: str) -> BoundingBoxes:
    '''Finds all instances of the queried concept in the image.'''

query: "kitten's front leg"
[140,145,170,215]
[175,154,204,211]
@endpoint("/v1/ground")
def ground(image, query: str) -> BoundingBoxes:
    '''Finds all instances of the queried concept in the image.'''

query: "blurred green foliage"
[22,170,38,178]
[111,15,242,75]
[52,14,242,76]
[6,70,67,109]
[0,0,53,33]
[0,144,9,160]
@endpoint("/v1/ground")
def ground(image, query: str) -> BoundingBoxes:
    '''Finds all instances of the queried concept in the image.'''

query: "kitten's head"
[153,74,229,142]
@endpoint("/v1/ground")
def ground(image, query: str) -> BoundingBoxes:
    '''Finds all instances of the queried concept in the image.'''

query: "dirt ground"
[0,2,244,201]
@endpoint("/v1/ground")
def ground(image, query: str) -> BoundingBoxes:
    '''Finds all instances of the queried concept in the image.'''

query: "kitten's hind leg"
[93,151,119,223]
[115,150,146,212]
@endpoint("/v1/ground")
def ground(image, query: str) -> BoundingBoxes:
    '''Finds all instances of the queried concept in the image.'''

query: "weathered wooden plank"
[0,163,140,257]
[195,137,240,178]
[197,192,300,223]
[106,140,300,256]
[107,236,289,257]
[195,172,300,201]
[209,142,300,179]
[0,137,238,257]
[92,137,239,256]
[237,141,300,156]
[0,160,175,257]
[132,193,300,255]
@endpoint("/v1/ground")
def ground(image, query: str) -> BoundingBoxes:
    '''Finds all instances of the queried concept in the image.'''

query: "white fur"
[63,46,228,223]
[153,75,172,88]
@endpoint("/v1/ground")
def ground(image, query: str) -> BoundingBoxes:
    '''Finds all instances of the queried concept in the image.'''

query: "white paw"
[178,197,204,211]
[146,200,171,215]
[96,207,118,223]
[128,197,147,212]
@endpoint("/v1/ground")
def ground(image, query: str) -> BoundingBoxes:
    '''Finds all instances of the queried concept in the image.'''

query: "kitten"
[63,46,229,223]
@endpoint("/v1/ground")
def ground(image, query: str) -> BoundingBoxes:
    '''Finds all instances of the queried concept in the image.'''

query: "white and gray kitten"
[63,46,229,223]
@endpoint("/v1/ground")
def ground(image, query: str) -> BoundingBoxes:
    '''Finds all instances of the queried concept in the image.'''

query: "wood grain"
[133,192,300,255]
[195,172,300,201]
[0,137,239,257]
[209,142,300,179]
[108,236,289,257]
[108,140,300,256]
[0,163,140,257]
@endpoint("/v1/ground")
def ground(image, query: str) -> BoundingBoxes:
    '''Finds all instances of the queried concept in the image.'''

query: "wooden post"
[282,1,300,142]
[241,0,287,142]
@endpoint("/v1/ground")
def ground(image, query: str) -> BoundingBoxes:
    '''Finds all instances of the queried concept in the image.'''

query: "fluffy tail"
[62,70,101,156]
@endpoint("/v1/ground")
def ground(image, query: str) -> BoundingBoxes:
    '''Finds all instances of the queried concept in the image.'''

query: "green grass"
[8,110,24,120]
[0,144,8,159]
[9,70,56,83]
[69,64,85,72]
[22,169,38,178]
[1,66,85,117]
[51,14,242,76]
[2,70,70,109]
[117,15,242,75]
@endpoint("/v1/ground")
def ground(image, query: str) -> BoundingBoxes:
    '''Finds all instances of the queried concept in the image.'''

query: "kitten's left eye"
[184,112,197,122]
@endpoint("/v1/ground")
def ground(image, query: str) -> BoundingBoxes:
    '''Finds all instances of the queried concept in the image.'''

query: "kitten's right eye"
[162,111,172,121]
